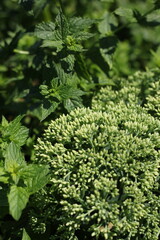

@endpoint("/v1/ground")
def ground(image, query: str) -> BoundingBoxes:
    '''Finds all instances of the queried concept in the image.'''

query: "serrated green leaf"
[10,126,29,147]
[35,22,56,40]
[61,54,75,71]
[5,115,24,135]
[31,100,59,121]
[22,228,31,240]
[68,17,95,33]
[98,12,118,35]
[73,32,94,41]
[41,40,63,50]
[5,142,26,172]
[114,7,137,22]
[58,85,84,100]
[55,10,69,40]
[20,164,50,194]
[2,115,29,147]
[64,97,83,112]
[8,185,29,220]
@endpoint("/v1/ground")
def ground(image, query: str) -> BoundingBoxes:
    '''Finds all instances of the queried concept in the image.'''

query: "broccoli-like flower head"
[32,105,160,240]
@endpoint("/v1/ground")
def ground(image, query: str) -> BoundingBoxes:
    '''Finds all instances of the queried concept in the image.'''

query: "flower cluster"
[30,90,160,239]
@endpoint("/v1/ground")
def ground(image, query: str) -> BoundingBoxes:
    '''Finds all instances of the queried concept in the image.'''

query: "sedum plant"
[31,104,160,239]
[92,68,160,116]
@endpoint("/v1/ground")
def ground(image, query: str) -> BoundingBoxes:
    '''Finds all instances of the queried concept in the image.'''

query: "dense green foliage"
[0,0,160,239]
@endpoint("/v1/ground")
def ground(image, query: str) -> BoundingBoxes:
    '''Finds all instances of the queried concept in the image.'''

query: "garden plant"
[0,0,160,239]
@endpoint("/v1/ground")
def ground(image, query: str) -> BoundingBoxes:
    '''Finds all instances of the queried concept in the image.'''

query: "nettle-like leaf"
[98,12,118,35]
[114,7,137,22]
[30,100,59,122]
[19,164,50,194]
[5,142,26,173]
[1,115,29,147]
[35,22,56,40]
[8,185,29,220]
[35,11,94,52]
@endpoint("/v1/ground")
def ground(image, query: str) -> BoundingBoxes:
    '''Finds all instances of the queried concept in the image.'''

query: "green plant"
[92,68,160,112]
[30,105,160,239]
[1,0,160,239]
[0,116,49,239]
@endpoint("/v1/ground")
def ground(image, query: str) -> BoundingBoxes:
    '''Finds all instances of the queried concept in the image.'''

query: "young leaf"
[5,142,26,172]
[2,115,29,147]
[55,9,69,40]
[22,228,31,240]
[8,185,29,220]
[19,164,50,194]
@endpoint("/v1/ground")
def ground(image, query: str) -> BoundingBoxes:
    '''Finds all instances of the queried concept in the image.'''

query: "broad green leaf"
[5,142,26,172]
[10,126,29,147]
[40,101,59,121]
[22,228,31,240]
[61,54,75,71]
[68,17,95,33]
[20,164,50,194]
[55,10,69,40]
[114,7,137,22]
[6,115,24,135]
[98,12,118,35]
[8,185,29,220]
[64,97,83,112]
[41,40,63,50]
[35,22,56,40]
[2,115,29,147]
